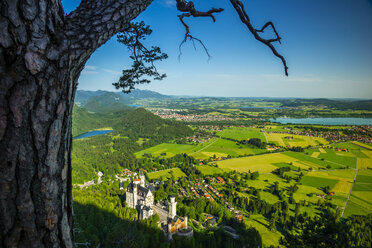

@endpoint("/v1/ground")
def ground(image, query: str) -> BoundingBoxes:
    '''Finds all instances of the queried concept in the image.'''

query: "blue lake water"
[73,130,114,139]
[128,104,141,108]
[270,118,372,126]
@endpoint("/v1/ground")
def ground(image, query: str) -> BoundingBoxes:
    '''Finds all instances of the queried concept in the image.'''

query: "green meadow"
[135,143,197,158]
[146,168,186,181]
[135,138,267,160]
[265,133,328,147]
[216,152,297,173]
[217,127,265,141]
[196,165,224,175]
[300,176,338,189]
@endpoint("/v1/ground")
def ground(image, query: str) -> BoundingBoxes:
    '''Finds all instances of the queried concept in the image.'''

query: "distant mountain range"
[75,89,169,104]
[75,89,372,112]
[75,89,169,113]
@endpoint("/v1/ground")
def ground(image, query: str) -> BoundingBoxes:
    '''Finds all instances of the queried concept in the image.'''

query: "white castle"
[125,176,190,240]
[126,175,154,219]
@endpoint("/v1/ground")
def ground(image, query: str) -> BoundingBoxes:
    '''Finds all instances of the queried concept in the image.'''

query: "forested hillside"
[72,106,193,183]
[75,89,169,108]
[117,108,193,144]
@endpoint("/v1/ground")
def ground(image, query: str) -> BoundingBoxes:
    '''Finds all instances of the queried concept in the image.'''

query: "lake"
[270,117,372,126]
[128,104,141,108]
[73,130,114,140]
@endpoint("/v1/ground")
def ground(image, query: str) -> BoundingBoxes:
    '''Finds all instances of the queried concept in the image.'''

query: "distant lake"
[128,104,141,108]
[74,130,114,140]
[270,117,372,126]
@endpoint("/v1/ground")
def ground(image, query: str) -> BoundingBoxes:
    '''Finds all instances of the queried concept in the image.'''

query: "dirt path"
[342,159,359,217]
[189,138,219,155]
[263,132,268,143]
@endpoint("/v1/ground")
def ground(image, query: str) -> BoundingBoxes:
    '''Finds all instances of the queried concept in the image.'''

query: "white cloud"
[84,65,97,70]
[81,65,99,75]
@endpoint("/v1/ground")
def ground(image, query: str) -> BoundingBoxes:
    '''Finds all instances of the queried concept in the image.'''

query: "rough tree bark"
[0,0,153,247]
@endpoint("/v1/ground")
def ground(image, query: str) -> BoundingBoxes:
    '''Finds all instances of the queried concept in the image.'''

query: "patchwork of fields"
[265,132,328,147]
[215,142,372,214]
[135,138,266,159]
[216,126,329,148]
[216,148,356,174]
[137,130,372,247]
[344,169,372,217]
[136,126,372,219]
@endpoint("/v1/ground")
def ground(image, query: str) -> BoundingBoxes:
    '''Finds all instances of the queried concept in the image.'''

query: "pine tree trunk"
[0,0,152,247]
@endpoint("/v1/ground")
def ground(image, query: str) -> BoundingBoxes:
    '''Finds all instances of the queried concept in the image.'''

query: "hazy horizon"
[77,88,372,100]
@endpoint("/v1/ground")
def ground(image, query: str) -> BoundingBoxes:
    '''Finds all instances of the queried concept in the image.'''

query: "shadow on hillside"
[73,202,165,248]
[73,202,262,248]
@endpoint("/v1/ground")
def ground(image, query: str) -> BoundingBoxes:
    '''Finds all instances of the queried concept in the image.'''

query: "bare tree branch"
[176,0,224,60]
[115,22,167,93]
[230,0,288,76]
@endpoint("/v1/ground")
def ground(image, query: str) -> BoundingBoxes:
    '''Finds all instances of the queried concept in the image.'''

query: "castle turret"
[140,175,146,187]
[133,184,138,207]
[168,195,177,219]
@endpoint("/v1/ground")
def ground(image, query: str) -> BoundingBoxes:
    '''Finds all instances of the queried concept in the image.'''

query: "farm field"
[146,168,186,181]
[357,151,372,169]
[190,138,266,159]
[135,138,267,160]
[352,141,372,150]
[345,169,372,217]
[244,215,283,247]
[196,165,224,175]
[217,127,265,141]
[135,143,198,158]
[216,153,297,173]
[246,173,296,190]
[331,141,372,169]
[284,151,354,169]
[265,132,328,147]
[215,150,347,174]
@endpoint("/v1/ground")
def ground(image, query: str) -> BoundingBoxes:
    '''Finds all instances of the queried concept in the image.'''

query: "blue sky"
[62,0,372,98]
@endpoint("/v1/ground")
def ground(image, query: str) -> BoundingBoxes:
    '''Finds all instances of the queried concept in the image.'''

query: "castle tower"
[140,174,146,187]
[133,184,138,207]
[168,195,177,219]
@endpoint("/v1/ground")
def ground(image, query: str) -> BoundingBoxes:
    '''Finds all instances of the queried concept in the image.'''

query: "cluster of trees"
[274,166,292,180]
[72,135,139,183]
[280,98,372,111]
[282,210,372,247]
[171,226,261,248]
[175,198,262,248]
[289,146,304,152]
[241,138,267,149]
[116,108,193,144]
[73,183,166,247]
